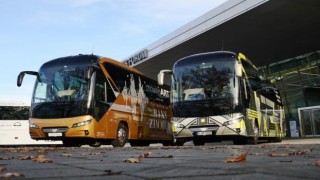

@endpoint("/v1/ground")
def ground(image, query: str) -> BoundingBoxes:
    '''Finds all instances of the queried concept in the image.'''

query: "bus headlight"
[72,120,91,128]
[29,124,39,129]
[223,118,242,126]
[172,122,185,132]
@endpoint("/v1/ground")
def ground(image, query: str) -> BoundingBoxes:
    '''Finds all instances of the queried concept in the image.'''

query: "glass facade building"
[265,51,320,137]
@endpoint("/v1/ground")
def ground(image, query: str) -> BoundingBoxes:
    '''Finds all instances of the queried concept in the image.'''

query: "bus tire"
[233,137,247,145]
[176,139,185,146]
[62,140,82,147]
[111,123,128,147]
[274,136,282,142]
[130,140,150,147]
[193,138,205,146]
[162,140,174,146]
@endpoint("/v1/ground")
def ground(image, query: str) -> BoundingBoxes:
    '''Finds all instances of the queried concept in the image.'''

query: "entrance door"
[313,109,320,135]
[299,107,320,137]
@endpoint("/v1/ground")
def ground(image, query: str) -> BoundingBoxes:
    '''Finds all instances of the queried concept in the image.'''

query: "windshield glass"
[31,56,97,118]
[0,106,29,120]
[172,53,240,117]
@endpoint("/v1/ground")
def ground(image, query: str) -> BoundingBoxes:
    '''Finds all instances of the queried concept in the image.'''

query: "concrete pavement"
[0,138,319,179]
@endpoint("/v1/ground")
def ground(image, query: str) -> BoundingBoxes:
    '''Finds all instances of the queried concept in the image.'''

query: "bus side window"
[241,60,262,91]
[95,71,112,120]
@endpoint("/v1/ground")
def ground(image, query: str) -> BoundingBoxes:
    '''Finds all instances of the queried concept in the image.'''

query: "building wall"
[266,51,320,136]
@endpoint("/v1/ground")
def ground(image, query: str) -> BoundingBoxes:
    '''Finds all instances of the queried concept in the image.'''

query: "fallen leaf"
[142,152,151,158]
[123,157,140,163]
[104,170,123,175]
[309,160,320,166]
[137,154,143,161]
[36,149,47,154]
[0,166,6,171]
[0,172,25,178]
[289,149,311,156]
[18,155,33,160]
[145,155,173,158]
[269,153,289,157]
[249,152,264,156]
[88,152,105,155]
[224,152,248,163]
[258,145,266,148]
[32,155,53,163]
[60,153,73,157]
[0,157,14,160]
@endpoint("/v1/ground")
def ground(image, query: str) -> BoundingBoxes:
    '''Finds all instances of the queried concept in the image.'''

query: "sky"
[0,0,227,105]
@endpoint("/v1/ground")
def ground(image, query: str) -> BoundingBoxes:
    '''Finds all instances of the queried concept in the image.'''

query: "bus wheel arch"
[111,121,128,147]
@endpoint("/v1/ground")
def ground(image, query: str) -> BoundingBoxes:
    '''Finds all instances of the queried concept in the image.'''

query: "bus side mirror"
[85,65,100,80]
[17,71,40,87]
[235,62,242,78]
[158,69,172,86]
[85,67,93,80]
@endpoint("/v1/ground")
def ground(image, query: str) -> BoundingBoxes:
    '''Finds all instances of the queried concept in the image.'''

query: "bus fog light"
[84,130,89,135]
[72,120,92,128]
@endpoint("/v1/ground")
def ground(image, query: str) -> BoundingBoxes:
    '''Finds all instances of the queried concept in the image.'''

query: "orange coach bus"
[17,54,172,147]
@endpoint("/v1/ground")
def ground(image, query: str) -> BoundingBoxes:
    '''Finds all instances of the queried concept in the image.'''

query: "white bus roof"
[0,101,29,107]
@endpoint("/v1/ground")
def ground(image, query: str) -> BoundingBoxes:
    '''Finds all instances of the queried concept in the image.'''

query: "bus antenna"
[92,44,95,55]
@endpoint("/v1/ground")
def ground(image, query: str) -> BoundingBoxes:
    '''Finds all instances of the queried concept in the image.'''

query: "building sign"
[123,49,148,66]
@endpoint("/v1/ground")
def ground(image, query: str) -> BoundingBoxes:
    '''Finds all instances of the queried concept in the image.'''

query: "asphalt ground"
[0,138,319,179]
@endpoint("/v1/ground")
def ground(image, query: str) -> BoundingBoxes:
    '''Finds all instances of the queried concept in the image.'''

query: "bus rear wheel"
[111,123,128,147]
[130,140,150,147]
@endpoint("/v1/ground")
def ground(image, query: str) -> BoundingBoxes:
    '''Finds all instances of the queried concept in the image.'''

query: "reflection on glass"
[31,57,95,119]
[172,53,239,117]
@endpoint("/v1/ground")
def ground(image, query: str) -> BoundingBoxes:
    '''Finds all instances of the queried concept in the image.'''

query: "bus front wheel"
[62,140,82,147]
[193,138,205,146]
[111,123,128,147]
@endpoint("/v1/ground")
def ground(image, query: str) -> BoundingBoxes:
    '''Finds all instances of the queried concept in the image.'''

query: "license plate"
[48,133,63,137]
[196,131,212,136]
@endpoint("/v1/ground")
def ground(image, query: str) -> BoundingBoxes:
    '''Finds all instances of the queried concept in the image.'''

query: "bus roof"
[41,54,144,76]
[174,51,237,66]
[0,102,29,107]
[100,56,144,76]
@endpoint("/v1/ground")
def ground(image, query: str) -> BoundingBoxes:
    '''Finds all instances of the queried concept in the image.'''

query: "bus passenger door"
[94,71,116,138]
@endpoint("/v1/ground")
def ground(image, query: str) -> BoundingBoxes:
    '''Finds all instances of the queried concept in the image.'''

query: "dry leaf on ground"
[145,155,173,158]
[269,153,289,157]
[0,157,14,160]
[104,170,123,175]
[0,166,6,171]
[224,152,248,162]
[60,153,72,157]
[123,157,140,163]
[18,155,34,160]
[88,152,105,155]
[32,155,53,163]
[0,172,25,178]
[309,160,320,166]
[289,149,311,156]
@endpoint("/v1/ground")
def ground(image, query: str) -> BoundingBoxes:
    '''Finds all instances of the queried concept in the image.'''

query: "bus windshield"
[172,54,240,117]
[31,56,97,119]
